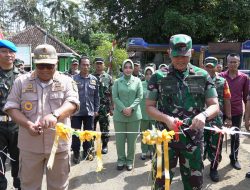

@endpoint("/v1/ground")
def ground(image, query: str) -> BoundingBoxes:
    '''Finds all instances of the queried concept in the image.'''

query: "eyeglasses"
[36,64,55,70]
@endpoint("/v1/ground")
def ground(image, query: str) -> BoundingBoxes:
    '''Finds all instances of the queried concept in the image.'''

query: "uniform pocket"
[21,93,38,118]
[49,92,64,111]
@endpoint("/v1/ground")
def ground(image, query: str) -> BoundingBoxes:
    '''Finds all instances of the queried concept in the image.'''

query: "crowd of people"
[0,34,250,190]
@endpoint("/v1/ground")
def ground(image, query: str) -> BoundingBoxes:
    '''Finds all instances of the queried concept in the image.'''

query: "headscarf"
[122,59,134,80]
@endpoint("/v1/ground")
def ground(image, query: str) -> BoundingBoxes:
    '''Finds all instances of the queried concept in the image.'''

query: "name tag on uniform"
[52,82,64,91]
[22,83,36,93]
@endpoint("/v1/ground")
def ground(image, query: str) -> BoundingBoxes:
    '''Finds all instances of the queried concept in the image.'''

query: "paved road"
[5,118,250,190]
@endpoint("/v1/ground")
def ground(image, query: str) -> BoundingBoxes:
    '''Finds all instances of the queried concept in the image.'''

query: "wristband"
[201,111,209,119]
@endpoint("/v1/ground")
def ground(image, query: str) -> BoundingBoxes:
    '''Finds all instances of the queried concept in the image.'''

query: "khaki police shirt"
[4,71,80,154]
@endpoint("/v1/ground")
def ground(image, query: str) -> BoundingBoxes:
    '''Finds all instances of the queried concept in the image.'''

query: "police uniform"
[93,68,113,154]
[0,40,21,190]
[4,44,80,190]
[147,35,218,190]
[112,59,143,170]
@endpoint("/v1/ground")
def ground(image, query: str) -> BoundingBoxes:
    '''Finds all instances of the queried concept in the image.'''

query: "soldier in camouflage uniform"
[64,58,80,78]
[14,58,27,74]
[0,40,21,189]
[93,57,113,154]
[146,34,219,190]
[133,61,145,80]
[203,57,232,182]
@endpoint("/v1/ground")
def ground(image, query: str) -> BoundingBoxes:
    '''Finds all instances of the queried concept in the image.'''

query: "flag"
[108,40,116,75]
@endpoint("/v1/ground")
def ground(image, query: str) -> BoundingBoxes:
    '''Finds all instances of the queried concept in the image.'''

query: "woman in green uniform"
[140,66,155,160]
[112,59,143,171]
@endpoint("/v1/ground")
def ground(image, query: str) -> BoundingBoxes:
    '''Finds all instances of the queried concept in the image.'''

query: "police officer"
[203,56,232,182]
[93,57,113,154]
[146,34,219,190]
[64,58,80,77]
[4,43,80,189]
[71,56,99,164]
[133,61,144,80]
[0,40,21,190]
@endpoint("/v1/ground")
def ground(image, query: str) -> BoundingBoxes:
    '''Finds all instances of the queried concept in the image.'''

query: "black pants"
[230,114,242,160]
[71,116,94,153]
[0,121,20,189]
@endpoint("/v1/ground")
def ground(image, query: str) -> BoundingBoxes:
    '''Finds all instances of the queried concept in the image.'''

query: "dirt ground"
[5,118,250,190]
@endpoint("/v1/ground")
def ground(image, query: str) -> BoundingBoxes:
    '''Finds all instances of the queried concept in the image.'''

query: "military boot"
[0,175,7,190]
[101,142,108,154]
[209,169,219,182]
[13,177,21,190]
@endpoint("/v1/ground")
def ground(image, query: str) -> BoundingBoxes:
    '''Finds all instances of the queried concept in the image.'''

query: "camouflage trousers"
[203,128,224,169]
[152,135,204,190]
[94,110,110,143]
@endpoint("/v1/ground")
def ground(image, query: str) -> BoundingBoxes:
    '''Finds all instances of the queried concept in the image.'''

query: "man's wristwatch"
[51,111,60,119]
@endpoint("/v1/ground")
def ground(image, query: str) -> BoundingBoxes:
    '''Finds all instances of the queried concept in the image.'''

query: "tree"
[87,0,250,43]
[94,40,128,77]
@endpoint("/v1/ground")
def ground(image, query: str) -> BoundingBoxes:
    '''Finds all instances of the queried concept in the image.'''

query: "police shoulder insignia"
[24,101,33,111]
[72,81,77,91]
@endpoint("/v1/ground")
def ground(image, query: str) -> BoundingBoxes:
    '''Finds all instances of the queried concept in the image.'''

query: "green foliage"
[94,40,128,77]
[59,35,90,56]
[87,0,250,43]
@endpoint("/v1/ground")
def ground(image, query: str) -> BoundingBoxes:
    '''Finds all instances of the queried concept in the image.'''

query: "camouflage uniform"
[203,75,228,167]
[133,71,145,81]
[93,71,113,146]
[0,66,20,189]
[147,64,217,190]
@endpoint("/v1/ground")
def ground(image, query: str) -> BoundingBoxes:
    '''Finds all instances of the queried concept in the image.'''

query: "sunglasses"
[36,64,55,70]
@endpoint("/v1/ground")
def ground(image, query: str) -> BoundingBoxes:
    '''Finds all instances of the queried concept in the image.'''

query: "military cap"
[33,44,58,64]
[169,34,192,57]
[0,40,17,52]
[94,57,104,64]
[134,61,141,66]
[204,57,218,67]
[71,58,79,64]
[14,58,24,66]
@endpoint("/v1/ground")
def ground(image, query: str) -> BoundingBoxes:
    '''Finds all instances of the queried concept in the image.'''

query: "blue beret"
[0,40,17,52]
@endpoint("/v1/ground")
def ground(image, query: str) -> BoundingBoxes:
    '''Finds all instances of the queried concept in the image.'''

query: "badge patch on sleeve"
[72,81,78,91]
[24,101,33,111]
[90,80,96,85]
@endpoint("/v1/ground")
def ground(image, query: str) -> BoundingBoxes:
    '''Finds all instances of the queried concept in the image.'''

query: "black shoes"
[73,151,80,164]
[246,172,250,178]
[102,143,108,154]
[230,159,241,170]
[209,169,219,182]
[117,164,124,171]
[140,153,146,160]
[126,165,133,171]
[116,164,133,171]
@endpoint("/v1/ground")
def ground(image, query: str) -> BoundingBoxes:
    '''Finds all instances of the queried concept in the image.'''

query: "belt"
[0,115,12,122]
